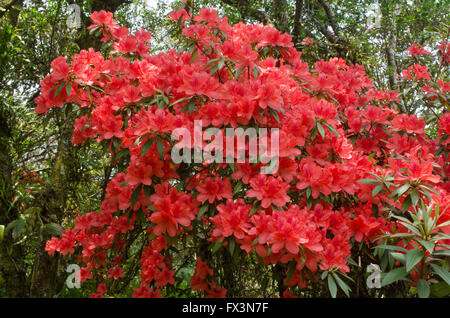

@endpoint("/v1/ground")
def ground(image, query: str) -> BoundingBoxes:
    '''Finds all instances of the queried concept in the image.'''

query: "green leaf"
[271,109,280,123]
[433,250,450,257]
[190,48,198,64]
[157,137,164,159]
[182,99,196,113]
[169,96,190,107]
[252,67,258,79]
[141,137,155,157]
[391,252,406,264]
[375,245,407,253]
[144,186,152,200]
[327,275,338,298]
[209,63,219,75]
[430,264,450,286]
[392,182,411,198]
[115,148,129,161]
[5,219,25,238]
[417,279,430,298]
[87,88,93,104]
[410,189,420,207]
[229,238,235,256]
[372,184,384,197]
[402,195,412,212]
[417,239,434,254]
[130,184,143,208]
[249,205,259,216]
[198,204,208,219]
[286,263,296,284]
[233,181,243,195]
[347,257,359,267]
[323,121,340,137]
[430,281,450,297]
[234,66,245,80]
[358,179,379,185]
[399,221,421,235]
[317,122,325,138]
[43,223,63,236]
[381,267,408,287]
[305,187,312,199]
[66,82,72,96]
[251,237,258,247]
[406,249,424,272]
[0,225,4,241]
[212,240,222,253]
[53,81,65,98]
[333,273,351,297]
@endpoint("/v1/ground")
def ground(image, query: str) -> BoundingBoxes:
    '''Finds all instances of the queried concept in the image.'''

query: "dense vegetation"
[0,0,448,298]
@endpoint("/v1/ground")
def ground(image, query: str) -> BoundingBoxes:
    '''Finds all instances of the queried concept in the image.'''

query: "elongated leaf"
[391,252,406,264]
[430,281,450,297]
[66,82,72,96]
[375,244,407,253]
[198,204,208,219]
[212,240,222,253]
[286,263,296,284]
[381,267,408,287]
[130,184,143,208]
[372,184,384,197]
[433,250,450,257]
[322,121,340,137]
[317,122,325,138]
[249,205,259,216]
[252,67,258,79]
[399,221,421,235]
[190,48,198,64]
[157,137,164,159]
[229,238,235,256]
[358,179,379,185]
[410,189,420,207]
[392,183,410,198]
[54,81,65,98]
[406,249,424,272]
[417,279,430,298]
[417,239,434,254]
[327,275,337,298]
[141,137,155,157]
[234,66,245,80]
[333,273,351,297]
[430,264,450,286]
[402,195,412,211]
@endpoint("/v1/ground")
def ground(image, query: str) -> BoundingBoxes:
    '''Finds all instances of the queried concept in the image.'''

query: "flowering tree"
[35,6,450,298]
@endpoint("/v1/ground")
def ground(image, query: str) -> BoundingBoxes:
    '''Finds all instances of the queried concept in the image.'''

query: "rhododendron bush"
[36,6,450,298]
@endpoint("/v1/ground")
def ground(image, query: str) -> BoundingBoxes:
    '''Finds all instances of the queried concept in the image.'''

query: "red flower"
[196,177,232,204]
[108,266,125,280]
[210,199,252,240]
[246,175,290,208]
[407,43,430,56]
[296,159,332,199]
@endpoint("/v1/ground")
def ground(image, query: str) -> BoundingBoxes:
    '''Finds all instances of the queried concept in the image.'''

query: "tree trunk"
[272,0,290,33]
[0,110,28,297]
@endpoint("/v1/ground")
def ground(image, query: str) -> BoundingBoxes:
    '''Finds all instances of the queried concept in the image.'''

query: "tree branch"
[317,0,340,37]
[292,0,303,45]
[221,0,271,24]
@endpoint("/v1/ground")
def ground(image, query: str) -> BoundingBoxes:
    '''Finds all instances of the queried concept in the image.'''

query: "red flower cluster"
[38,7,449,298]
